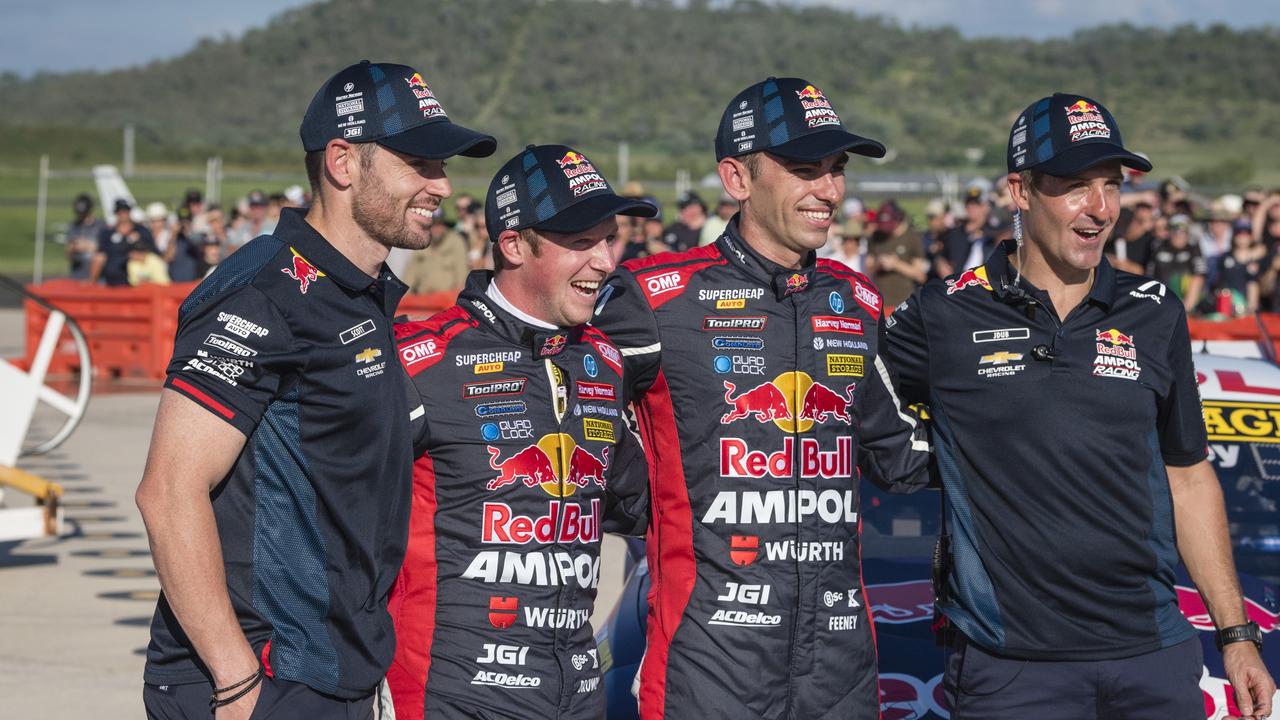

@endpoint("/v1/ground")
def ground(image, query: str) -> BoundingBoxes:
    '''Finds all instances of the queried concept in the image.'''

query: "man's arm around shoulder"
[136,390,262,717]
[1168,460,1275,720]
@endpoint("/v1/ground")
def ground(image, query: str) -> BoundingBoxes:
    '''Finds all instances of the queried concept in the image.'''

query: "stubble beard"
[351,173,433,251]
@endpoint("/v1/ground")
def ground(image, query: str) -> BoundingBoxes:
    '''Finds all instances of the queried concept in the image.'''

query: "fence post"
[33,155,49,285]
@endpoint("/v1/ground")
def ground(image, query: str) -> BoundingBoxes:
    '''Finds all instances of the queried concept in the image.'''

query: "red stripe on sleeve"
[386,453,440,720]
[634,370,698,720]
[171,377,236,421]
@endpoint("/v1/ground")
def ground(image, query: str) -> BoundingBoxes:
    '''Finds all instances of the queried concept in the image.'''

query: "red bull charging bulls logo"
[281,248,325,294]
[487,433,609,498]
[721,372,856,432]
[1095,328,1135,347]
[556,151,588,169]
[945,266,991,295]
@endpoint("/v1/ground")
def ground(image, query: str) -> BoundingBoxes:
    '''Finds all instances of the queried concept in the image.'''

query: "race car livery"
[593,218,931,720]
[884,242,1206,660]
[386,271,646,720]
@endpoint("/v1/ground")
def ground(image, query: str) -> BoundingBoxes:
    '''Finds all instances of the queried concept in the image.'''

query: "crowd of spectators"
[63,177,1280,320]
[64,186,308,287]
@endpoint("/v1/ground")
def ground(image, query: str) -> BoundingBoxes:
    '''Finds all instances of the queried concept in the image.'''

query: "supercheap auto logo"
[720,372,855,432]
[487,433,609,497]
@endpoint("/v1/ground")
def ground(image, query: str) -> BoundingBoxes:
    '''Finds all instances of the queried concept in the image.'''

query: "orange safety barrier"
[21,280,461,384]
[1187,313,1280,359]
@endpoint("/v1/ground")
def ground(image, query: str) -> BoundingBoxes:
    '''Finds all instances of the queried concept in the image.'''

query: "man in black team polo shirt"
[135,61,495,719]
[885,94,1275,719]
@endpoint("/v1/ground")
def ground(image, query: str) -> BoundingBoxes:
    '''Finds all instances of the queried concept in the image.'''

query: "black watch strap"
[1216,621,1263,652]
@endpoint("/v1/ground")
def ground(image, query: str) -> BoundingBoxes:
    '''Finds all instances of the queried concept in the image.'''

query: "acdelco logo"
[707,609,782,627]
[471,670,541,689]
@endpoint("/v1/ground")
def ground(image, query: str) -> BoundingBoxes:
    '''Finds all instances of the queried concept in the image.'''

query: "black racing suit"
[386,271,646,720]
[593,218,931,720]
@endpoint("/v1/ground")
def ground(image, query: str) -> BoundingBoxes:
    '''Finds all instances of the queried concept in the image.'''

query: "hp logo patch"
[583,354,599,377]
[829,292,845,314]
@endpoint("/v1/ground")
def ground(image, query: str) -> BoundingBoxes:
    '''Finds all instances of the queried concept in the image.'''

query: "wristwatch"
[1215,621,1263,652]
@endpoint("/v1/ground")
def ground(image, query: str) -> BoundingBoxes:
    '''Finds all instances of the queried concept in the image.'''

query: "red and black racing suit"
[386,271,646,720]
[593,218,931,720]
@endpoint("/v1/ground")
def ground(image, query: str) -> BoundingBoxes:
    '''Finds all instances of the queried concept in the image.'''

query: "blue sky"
[1,0,1275,76]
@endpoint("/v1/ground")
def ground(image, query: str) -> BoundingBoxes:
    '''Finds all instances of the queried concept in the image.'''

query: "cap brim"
[1036,143,1153,176]
[378,119,497,160]
[532,194,658,235]
[769,129,886,162]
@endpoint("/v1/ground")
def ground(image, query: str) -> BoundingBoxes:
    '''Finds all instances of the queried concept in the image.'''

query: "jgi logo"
[477,643,530,666]
[717,581,771,605]
[713,354,765,376]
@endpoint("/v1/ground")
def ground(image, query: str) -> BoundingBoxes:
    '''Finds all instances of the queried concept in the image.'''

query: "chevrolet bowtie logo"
[980,351,1023,365]
[355,347,382,364]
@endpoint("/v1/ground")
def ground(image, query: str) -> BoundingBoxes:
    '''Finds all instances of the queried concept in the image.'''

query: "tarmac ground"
[0,308,629,718]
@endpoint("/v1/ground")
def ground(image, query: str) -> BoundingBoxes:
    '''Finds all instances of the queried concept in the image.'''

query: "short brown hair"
[739,152,762,179]
[304,143,377,197]
[1018,169,1044,195]
[493,228,541,271]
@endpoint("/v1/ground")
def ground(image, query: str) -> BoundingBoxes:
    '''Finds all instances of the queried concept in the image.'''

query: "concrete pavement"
[0,308,629,719]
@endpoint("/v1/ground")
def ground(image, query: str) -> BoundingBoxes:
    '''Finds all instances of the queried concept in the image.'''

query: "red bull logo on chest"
[281,248,325,293]
[946,266,992,295]
[487,433,610,497]
[720,372,856,432]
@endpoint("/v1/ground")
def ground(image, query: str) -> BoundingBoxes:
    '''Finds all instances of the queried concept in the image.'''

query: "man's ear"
[325,139,358,191]
[719,157,752,203]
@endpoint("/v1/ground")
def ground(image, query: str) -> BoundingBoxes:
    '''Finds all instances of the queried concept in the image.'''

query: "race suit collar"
[457,270,583,359]
[276,208,388,294]
[717,215,818,300]
[988,239,1117,309]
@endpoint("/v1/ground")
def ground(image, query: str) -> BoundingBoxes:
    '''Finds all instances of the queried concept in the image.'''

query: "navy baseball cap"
[485,145,657,241]
[1007,93,1152,176]
[715,77,885,162]
[300,60,496,159]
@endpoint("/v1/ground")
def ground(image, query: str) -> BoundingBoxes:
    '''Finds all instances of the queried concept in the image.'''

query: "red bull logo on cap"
[404,71,446,118]
[796,85,825,101]
[945,266,992,295]
[720,372,856,432]
[487,433,610,497]
[281,247,325,294]
[1065,99,1100,115]
[795,83,840,128]
[556,151,588,169]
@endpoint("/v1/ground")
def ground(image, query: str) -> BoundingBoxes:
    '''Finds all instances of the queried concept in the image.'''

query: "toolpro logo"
[720,372,856,430]
[281,247,325,294]
[486,434,609,497]
[945,266,991,295]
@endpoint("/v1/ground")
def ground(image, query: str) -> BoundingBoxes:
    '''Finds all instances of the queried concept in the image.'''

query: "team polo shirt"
[885,241,1206,660]
[145,208,420,698]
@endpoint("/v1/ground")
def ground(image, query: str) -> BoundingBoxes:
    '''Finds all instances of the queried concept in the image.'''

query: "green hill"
[1,0,1278,181]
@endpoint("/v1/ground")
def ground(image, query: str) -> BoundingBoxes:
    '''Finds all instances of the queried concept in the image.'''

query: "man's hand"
[214,681,262,720]
[1224,642,1275,720]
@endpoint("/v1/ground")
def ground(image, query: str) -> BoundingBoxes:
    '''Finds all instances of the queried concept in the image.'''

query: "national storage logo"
[1202,400,1280,443]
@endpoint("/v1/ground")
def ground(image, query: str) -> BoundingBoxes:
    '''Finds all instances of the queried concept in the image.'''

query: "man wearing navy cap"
[386,144,653,719]
[885,94,1276,719]
[137,61,494,719]
[594,77,931,719]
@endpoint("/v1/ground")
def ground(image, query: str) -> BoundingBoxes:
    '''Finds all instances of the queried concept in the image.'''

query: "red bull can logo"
[945,266,991,295]
[487,433,610,497]
[281,248,325,294]
[1065,99,1100,115]
[1095,328,1135,347]
[556,151,588,169]
[720,372,856,432]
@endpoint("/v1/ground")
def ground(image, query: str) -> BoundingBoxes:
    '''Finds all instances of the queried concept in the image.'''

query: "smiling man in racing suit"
[386,144,656,719]
[593,77,932,720]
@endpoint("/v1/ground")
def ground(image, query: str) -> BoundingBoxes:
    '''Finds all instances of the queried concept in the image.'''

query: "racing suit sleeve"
[881,286,932,405]
[593,267,661,406]
[858,313,932,494]
[164,284,298,436]
[603,417,650,537]
[1157,305,1210,466]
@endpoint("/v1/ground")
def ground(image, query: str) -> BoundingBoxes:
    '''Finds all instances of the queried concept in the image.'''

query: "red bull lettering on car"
[1176,585,1278,634]
[867,579,935,625]
[281,248,325,293]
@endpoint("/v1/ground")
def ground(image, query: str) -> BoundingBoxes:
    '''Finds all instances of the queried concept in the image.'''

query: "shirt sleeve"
[857,305,932,494]
[1157,306,1209,466]
[164,284,298,435]
[592,267,662,406]
[602,416,650,537]
[882,285,932,405]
